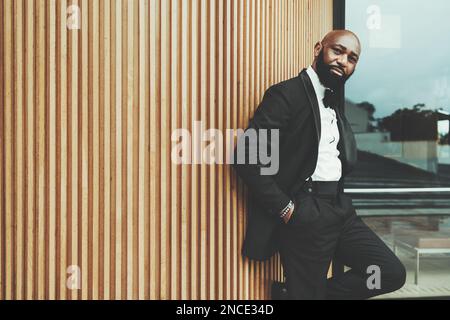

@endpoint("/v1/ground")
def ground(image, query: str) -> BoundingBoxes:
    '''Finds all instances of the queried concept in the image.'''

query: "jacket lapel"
[336,108,357,174]
[335,108,349,172]
[299,69,321,143]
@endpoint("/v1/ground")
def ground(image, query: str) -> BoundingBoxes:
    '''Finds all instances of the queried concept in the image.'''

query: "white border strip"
[345,188,450,193]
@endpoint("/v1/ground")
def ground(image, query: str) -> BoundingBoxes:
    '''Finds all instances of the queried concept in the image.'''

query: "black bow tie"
[323,88,338,111]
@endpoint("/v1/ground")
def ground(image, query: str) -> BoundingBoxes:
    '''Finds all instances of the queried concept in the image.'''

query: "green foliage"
[440,132,449,145]
[379,104,438,141]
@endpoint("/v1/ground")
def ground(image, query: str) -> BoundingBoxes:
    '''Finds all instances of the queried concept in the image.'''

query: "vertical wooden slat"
[60,0,68,300]
[224,0,232,300]
[231,0,239,301]
[24,0,34,301]
[92,0,100,300]
[143,0,151,301]
[87,0,93,300]
[55,0,61,300]
[149,0,161,300]
[160,0,169,300]
[138,0,146,301]
[98,0,105,300]
[108,0,116,301]
[127,0,134,300]
[180,0,190,301]
[207,0,216,300]
[35,0,46,300]
[189,0,199,300]
[113,0,122,300]
[46,0,56,300]
[216,0,224,300]
[14,0,24,301]
[132,0,139,300]
[0,0,4,301]
[243,0,250,299]
[170,0,180,300]
[68,0,79,302]
[103,0,111,300]
[121,0,128,300]
[80,0,88,301]
[108,0,118,301]
[255,0,262,299]
[248,0,255,299]
[236,0,242,300]
[199,0,207,301]
[4,0,13,301]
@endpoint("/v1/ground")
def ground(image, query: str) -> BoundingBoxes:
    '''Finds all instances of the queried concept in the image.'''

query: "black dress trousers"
[278,188,406,300]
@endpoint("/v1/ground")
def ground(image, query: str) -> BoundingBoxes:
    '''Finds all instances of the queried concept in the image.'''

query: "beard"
[316,49,352,90]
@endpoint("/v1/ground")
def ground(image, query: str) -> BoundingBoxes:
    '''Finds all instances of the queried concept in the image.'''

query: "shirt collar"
[306,65,327,101]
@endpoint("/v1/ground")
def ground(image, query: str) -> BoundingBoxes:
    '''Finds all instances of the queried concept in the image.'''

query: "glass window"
[345,0,450,298]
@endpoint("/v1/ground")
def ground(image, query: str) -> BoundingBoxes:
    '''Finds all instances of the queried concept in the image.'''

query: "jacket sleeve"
[232,84,292,219]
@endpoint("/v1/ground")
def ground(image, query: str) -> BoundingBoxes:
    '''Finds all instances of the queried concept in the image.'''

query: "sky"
[345,0,450,121]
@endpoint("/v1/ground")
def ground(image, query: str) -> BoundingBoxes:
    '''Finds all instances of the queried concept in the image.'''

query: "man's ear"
[313,42,322,58]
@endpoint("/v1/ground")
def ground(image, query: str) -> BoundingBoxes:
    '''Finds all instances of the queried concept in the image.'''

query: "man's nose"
[337,54,348,68]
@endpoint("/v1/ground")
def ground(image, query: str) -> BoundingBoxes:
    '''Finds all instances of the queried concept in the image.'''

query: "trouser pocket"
[287,193,321,227]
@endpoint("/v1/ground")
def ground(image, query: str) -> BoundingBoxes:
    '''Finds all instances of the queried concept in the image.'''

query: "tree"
[357,101,376,121]
[379,104,438,141]
[356,101,376,132]
[440,132,449,145]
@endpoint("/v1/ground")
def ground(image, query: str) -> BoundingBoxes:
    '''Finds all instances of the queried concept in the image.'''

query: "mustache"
[328,65,345,75]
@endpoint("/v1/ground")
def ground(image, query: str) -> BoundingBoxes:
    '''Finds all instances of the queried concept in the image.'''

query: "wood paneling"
[0,0,333,300]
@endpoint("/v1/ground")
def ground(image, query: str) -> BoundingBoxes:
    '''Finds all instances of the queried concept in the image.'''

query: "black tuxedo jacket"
[232,68,358,261]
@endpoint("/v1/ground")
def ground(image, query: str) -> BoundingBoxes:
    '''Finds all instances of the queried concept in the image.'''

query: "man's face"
[315,34,361,89]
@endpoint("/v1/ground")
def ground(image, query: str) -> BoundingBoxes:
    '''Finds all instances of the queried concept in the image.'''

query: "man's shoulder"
[266,71,306,100]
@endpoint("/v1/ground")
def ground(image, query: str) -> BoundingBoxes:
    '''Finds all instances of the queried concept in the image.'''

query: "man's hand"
[282,202,295,224]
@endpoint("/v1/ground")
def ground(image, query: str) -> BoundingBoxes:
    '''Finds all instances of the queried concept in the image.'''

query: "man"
[232,30,406,300]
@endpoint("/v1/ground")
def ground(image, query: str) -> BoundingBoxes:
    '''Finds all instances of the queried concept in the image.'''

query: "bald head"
[312,29,361,89]
[321,30,361,56]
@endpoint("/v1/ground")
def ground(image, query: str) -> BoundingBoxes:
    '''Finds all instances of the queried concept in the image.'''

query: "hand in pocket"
[288,193,319,226]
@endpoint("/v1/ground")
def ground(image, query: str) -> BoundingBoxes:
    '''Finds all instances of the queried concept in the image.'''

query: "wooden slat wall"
[0,0,333,300]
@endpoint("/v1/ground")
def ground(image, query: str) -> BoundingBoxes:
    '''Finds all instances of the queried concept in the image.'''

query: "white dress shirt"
[306,66,342,181]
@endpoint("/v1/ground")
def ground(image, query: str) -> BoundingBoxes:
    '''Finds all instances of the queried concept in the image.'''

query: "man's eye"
[333,48,341,54]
